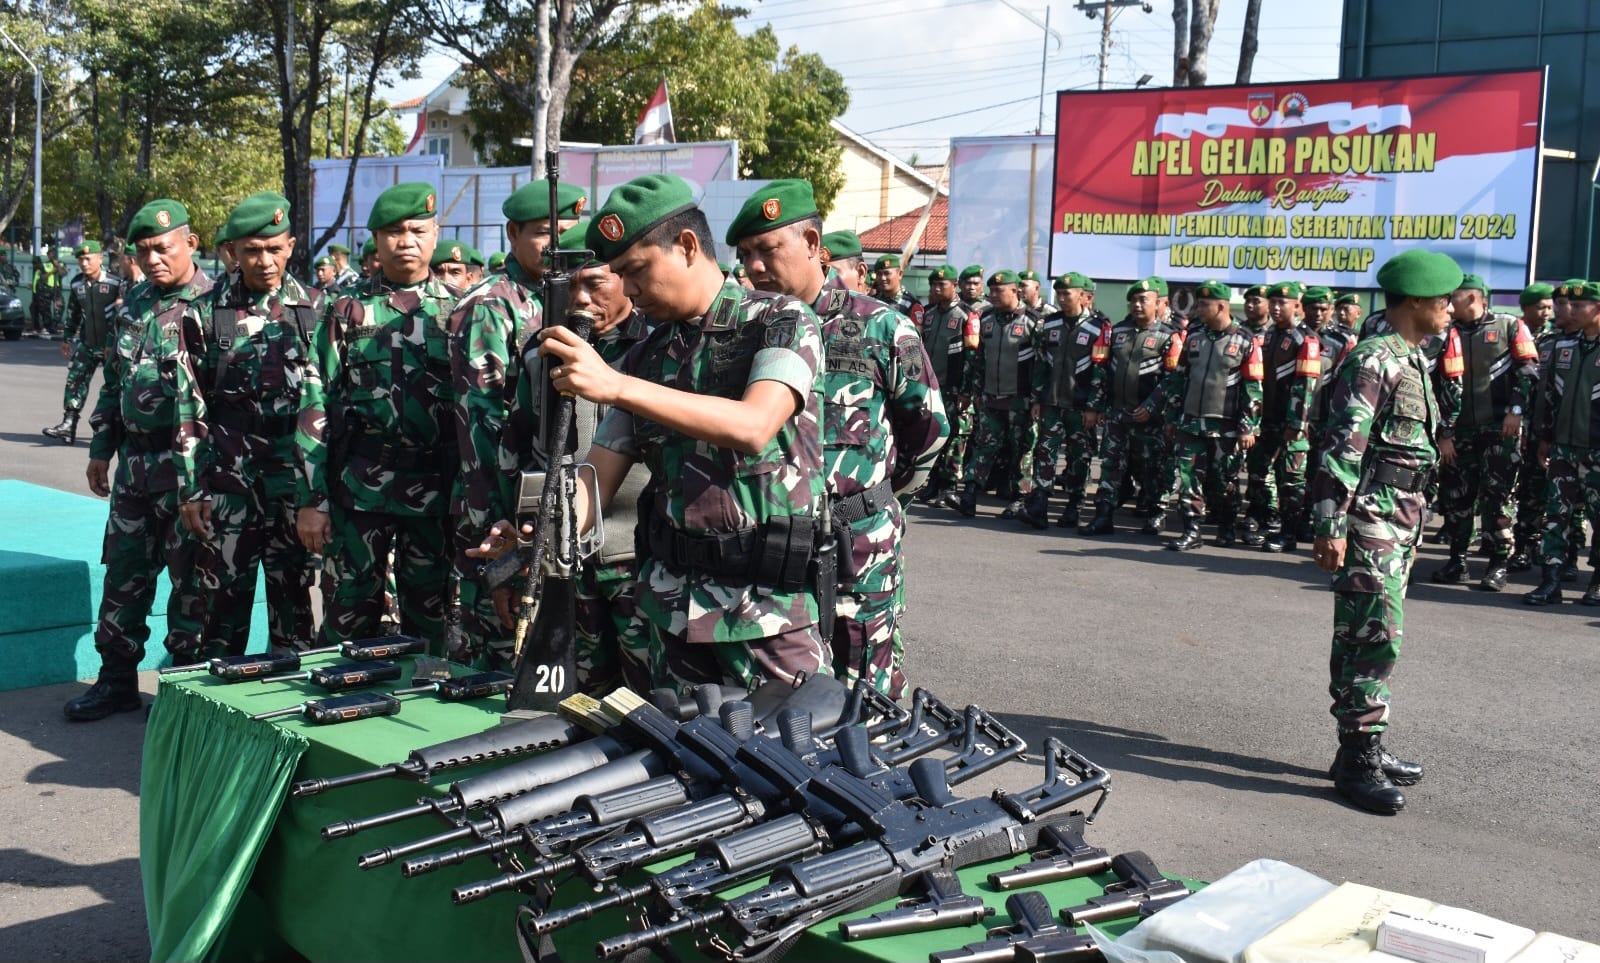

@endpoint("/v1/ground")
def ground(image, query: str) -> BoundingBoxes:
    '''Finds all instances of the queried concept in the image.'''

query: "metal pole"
[1586,154,1600,278]
[1,28,42,255]
[1036,6,1051,134]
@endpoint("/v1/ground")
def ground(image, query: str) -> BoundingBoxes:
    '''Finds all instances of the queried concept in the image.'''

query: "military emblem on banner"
[1278,92,1309,121]
[1248,93,1274,127]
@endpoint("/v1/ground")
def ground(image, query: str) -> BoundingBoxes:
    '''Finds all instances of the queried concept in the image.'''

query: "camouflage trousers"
[322,504,450,648]
[1437,426,1520,560]
[61,344,105,412]
[574,561,646,694]
[1030,406,1096,505]
[1265,427,1310,531]
[627,617,829,698]
[1514,441,1583,553]
[30,292,60,332]
[94,483,209,664]
[1173,433,1243,524]
[1539,445,1600,566]
[963,397,1036,492]
[1242,440,1278,524]
[200,484,314,655]
[830,505,907,700]
[1328,484,1425,734]
[927,387,972,491]
[1093,415,1169,512]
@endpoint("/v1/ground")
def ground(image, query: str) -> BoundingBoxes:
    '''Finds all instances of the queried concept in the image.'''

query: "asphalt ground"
[0,333,1597,961]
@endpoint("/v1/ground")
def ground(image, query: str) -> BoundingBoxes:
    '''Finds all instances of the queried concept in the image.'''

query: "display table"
[143,658,1178,963]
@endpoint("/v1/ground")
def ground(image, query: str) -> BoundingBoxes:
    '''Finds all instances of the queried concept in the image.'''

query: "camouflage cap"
[821,230,862,260]
[327,242,350,255]
[1335,292,1361,307]
[72,240,103,257]
[1193,279,1232,301]
[873,254,902,271]
[1302,285,1333,304]
[127,199,190,242]
[1053,271,1095,292]
[959,264,985,281]
[1267,280,1305,300]
[1376,249,1464,299]
[488,251,506,270]
[928,265,958,282]
[1127,276,1168,299]
[1520,282,1555,306]
[1018,268,1041,283]
[988,269,1020,287]
[586,174,697,262]
[726,179,817,245]
[503,180,588,224]
[1456,272,1489,295]
[222,191,292,242]
[1243,283,1271,298]
[366,182,437,231]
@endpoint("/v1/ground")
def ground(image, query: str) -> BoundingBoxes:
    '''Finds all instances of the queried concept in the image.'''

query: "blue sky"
[388,0,1346,163]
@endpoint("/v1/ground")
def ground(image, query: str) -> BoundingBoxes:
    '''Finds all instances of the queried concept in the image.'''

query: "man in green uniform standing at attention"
[43,242,122,444]
[1509,282,1558,573]
[954,270,1040,518]
[729,179,947,697]
[918,265,976,505]
[296,182,459,645]
[175,191,320,654]
[65,200,215,720]
[503,173,831,693]
[1312,248,1458,815]
[821,231,868,294]
[1255,281,1322,554]
[1022,272,1106,530]
[871,253,923,327]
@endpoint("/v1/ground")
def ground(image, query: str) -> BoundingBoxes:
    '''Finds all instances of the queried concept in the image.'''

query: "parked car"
[0,283,24,340]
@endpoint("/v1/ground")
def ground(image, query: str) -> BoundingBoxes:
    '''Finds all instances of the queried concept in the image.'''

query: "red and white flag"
[634,81,676,145]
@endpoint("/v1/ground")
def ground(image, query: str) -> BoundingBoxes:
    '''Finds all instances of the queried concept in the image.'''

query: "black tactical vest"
[1181,325,1256,420]
[1261,323,1312,422]
[1312,322,1358,423]
[1106,319,1174,411]
[921,302,969,389]
[1547,335,1600,449]
[978,307,1035,399]
[1454,313,1524,430]
[1041,310,1105,410]
[71,275,122,350]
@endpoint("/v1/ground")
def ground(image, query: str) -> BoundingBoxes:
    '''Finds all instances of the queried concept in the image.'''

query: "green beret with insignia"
[328,243,350,255]
[988,269,1020,287]
[1018,268,1040,283]
[503,179,589,224]
[586,173,697,262]
[72,240,102,257]
[430,242,472,267]
[1456,273,1489,295]
[1573,281,1600,303]
[1054,271,1095,292]
[366,182,437,231]
[1520,282,1554,306]
[1244,283,1270,298]
[1302,285,1333,304]
[1267,280,1305,300]
[1128,276,1169,300]
[488,251,506,270]
[1194,279,1231,301]
[361,238,376,260]
[1335,292,1361,307]
[959,264,985,281]
[314,256,334,269]
[928,265,958,282]
[1557,278,1586,298]
[873,253,902,271]
[821,230,861,260]
[127,199,190,242]
[725,179,818,246]
[1375,249,1465,299]
[221,191,292,243]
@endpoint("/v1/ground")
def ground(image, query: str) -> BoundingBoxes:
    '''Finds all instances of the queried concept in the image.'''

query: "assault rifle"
[160,635,426,679]
[252,672,513,724]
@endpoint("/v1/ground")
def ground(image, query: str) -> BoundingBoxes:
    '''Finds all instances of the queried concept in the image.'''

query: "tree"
[1236,0,1262,83]
[1171,0,1220,88]
[0,1,83,243]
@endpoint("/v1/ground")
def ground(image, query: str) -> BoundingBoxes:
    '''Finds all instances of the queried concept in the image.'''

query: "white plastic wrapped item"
[1507,932,1600,962]
[1243,882,1436,962]
[1086,923,1186,963]
[1116,858,1335,963]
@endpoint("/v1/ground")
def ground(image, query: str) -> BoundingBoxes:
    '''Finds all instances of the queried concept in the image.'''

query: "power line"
[862,95,1040,134]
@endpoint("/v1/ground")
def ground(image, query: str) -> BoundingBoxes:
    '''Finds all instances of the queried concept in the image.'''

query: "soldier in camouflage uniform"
[1018,268,1045,313]
[517,174,831,694]
[730,179,947,698]
[1080,277,1182,536]
[1510,282,1559,571]
[295,182,458,646]
[1239,282,1277,538]
[329,243,361,289]
[957,264,988,317]
[821,230,869,294]
[1524,281,1600,606]
[43,242,123,444]
[916,265,976,505]
[871,253,923,327]
[1253,281,1322,554]
[313,256,339,294]
[1022,271,1106,530]
[1428,273,1539,592]
[1160,280,1263,550]
[1312,248,1459,815]
[449,179,587,661]
[1300,287,1359,542]
[360,238,380,279]
[955,270,1040,518]
[175,192,320,653]
[65,200,215,721]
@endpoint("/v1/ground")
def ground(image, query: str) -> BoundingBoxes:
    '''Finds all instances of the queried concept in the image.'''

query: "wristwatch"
[1510,405,1524,416]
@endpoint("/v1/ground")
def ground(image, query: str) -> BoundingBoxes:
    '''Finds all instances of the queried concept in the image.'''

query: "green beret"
[72,241,102,257]
[488,251,506,270]
[314,256,334,269]
[1335,292,1361,307]
[725,179,818,246]
[1572,281,1600,303]
[1243,283,1270,298]
[222,191,292,243]
[717,261,730,274]
[959,264,985,281]
[1456,273,1489,295]
[1194,279,1232,301]
[821,230,862,260]
[1520,282,1555,306]
[328,243,350,255]
[1557,278,1587,298]
[1128,276,1169,299]
[587,174,697,262]
[1267,280,1305,300]
[430,241,472,267]
[1375,249,1465,299]
[873,254,902,271]
[366,182,437,231]
[1018,268,1041,283]
[1053,271,1095,292]
[928,265,957,282]
[127,199,190,242]
[554,220,601,270]
[1302,285,1333,304]
[503,180,589,224]
[988,269,1020,287]
[361,238,376,259]
[733,263,748,279]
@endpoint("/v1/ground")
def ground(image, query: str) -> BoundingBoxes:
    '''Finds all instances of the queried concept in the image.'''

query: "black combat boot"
[1561,546,1580,582]
[63,659,142,721]
[1327,736,1424,787]
[1140,509,1167,536]
[1429,554,1470,584]
[914,482,944,504]
[1477,561,1509,593]
[1020,490,1050,530]
[1523,564,1564,605]
[1000,497,1025,520]
[1331,731,1406,814]
[1079,503,1115,536]
[1240,516,1265,547]
[42,410,79,444]
[1581,570,1600,606]
[1055,503,1080,529]
[1166,521,1203,551]
[1507,545,1533,572]
[955,484,978,518]
[1214,522,1237,547]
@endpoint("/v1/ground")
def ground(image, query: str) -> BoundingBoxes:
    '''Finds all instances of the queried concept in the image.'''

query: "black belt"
[830,478,895,526]
[211,407,297,437]
[344,432,444,473]
[121,432,167,453]
[1371,461,1431,493]
[644,514,814,590]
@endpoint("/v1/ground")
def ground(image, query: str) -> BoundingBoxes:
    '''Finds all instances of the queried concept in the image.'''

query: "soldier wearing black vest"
[1429,274,1539,592]
[1249,281,1322,554]
[918,265,976,504]
[44,242,124,444]
[1300,286,1359,542]
[1022,271,1107,529]
[1509,282,1562,572]
[1160,280,1263,550]
[1239,282,1277,538]
[954,270,1040,517]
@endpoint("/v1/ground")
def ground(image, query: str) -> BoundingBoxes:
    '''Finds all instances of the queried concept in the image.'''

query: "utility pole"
[1074,0,1153,91]
[1,27,43,256]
